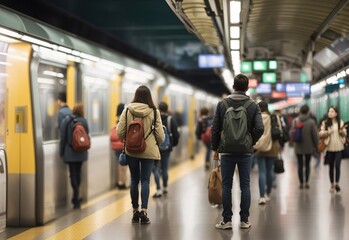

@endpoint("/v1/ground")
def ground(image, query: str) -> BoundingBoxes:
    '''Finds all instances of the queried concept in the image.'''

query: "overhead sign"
[198,54,225,68]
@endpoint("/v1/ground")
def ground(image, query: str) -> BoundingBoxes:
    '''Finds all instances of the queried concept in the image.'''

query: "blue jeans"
[256,156,275,197]
[221,154,253,222]
[152,151,171,190]
[128,156,154,209]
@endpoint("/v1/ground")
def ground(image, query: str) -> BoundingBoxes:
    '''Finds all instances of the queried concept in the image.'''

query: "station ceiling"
[1,0,349,98]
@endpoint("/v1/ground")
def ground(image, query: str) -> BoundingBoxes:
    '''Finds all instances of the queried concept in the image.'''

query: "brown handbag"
[208,163,222,205]
[318,138,327,153]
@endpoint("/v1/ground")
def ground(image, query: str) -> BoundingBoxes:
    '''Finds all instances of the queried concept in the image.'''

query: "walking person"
[60,102,89,209]
[195,107,213,170]
[152,101,180,198]
[254,101,278,204]
[117,85,165,224]
[292,105,319,189]
[114,103,128,189]
[211,74,264,230]
[319,106,346,193]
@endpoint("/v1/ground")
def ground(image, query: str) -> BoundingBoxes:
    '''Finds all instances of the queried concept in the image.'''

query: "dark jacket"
[161,113,180,151]
[293,114,319,154]
[195,116,213,141]
[57,105,72,129]
[211,92,264,154]
[60,115,89,163]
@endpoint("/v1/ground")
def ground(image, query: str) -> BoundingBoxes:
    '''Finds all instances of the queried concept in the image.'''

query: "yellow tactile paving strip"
[9,152,204,240]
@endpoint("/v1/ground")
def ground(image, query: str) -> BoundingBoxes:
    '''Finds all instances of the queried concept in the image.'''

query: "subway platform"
[2,144,349,240]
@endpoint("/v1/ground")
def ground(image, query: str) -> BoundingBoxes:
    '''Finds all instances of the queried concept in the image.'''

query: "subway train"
[0,8,220,227]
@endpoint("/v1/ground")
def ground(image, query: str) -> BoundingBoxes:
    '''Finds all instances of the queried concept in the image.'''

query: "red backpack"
[71,118,90,152]
[201,118,213,145]
[125,109,155,153]
[110,125,124,151]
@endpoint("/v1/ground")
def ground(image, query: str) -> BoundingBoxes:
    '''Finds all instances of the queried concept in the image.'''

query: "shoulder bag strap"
[145,108,156,140]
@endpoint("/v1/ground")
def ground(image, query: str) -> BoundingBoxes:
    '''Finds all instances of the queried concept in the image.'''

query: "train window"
[37,63,67,141]
[83,76,108,135]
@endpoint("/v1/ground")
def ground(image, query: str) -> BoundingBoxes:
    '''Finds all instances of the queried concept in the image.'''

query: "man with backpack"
[211,74,264,230]
[195,107,213,170]
[152,102,180,198]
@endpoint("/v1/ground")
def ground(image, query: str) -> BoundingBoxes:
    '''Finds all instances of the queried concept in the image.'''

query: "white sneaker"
[258,197,266,205]
[240,221,251,229]
[265,194,271,201]
[215,220,233,230]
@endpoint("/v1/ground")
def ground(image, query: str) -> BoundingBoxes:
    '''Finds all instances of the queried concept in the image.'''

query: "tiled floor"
[3,145,349,240]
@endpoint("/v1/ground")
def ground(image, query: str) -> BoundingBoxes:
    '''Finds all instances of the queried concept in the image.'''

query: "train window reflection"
[83,76,108,135]
[37,63,67,141]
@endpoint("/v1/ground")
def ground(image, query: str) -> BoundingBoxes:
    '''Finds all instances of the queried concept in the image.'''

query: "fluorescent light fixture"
[0,27,22,38]
[124,72,149,83]
[0,61,10,66]
[230,1,241,24]
[37,77,56,85]
[125,67,154,80]
[58,46,72,54]
[231,50,240,63]
[21,35,55,49]
[230,40,240,50]
[72,50,80,56]
[230,26,240,38]
[156,77,166,87]
[0,35,19,43]
[194,91,206,101]
[100,59,124,71]
[80,52,100,62]
[43,70,64,78]
[222,69,233,87]
[168,83,193,95]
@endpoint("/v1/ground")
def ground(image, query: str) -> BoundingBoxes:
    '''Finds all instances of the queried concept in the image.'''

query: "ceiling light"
[21,35,55,49]
[230,26,240,38]
[230,1,241,24]
[0,27,22,39]
[230,40,240,50]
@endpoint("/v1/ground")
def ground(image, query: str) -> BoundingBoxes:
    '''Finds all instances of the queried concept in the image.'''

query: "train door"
[0,40,7,230]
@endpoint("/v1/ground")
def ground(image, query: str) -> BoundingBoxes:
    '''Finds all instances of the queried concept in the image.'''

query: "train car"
[0,8,221,228]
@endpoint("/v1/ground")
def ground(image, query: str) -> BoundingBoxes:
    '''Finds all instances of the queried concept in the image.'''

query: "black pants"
[296,154,311,184]
[68,162,83,204]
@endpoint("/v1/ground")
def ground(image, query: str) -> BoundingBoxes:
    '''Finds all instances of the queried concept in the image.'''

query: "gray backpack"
[218,99,253,153]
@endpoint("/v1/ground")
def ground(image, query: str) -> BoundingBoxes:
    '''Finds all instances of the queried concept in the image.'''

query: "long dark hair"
[132,85,156,109]
[325,106,341,130]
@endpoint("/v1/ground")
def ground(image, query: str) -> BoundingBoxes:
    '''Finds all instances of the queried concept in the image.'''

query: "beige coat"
[117,103,165,160]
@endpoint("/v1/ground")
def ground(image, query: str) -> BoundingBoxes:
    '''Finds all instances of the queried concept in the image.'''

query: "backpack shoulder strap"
[145,108,156,140]
[222,99,230,110]
[242,99,253,109]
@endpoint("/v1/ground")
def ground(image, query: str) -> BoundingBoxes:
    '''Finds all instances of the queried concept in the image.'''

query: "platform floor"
[2,144,349,240]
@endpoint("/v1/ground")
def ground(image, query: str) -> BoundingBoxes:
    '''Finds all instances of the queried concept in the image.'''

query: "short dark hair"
[58,92,67,103]
[116,103,125,117]
[300,104,309,114]
[233,74,249,92]
[132,85,156,109]
[158,102,168,112]
[200,107,209,116]
[258,101,268,113]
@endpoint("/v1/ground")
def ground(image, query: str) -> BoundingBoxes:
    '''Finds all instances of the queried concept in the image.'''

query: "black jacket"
[161,113,180,151]
[211,92,264,154]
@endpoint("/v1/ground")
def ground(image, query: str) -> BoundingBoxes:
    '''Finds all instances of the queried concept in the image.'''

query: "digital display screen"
[256,83,271,94]
[269,60,278,70]
[286,83,310,97]
[262,72,277,83]
[253,61,268,71]
[198,54,225,68]
[241,61,252,73]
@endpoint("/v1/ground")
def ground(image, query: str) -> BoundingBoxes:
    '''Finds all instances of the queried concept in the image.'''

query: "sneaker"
[152,192,162,198]
[258,197,266,205]
[215,220,232,230]
[335,185,341,193]
[139,211,151,224]
[330,187,335,193]
[163,187,168,194]
[299,184,304,189]
[131,211,140,223]
[240,221,251,229]
[305,183,310,189]
[265,194,271,202]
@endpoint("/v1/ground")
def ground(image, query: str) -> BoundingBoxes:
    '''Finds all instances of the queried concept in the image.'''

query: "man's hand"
[213,151,219,161]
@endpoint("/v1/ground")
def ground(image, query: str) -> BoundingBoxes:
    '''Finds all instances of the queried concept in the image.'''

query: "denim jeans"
[256,156,275,197]
[326,151,342,183]
[128,156,154,209]
[296,154,311,184]
[152,151,171,190]
[221,154,253,222]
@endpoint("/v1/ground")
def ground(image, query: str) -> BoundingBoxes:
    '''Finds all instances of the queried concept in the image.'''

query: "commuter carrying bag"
[218,99,253,153]
[158,125,171,151]
[201,118,213,145]
[271,115,282,140]
[291,119,304,143]
[208,161,222,205]
[110,125,124,151]
[125,108,155,153]
[71,118,90,152]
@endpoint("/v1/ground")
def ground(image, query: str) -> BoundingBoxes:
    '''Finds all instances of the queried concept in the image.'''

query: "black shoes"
[139,211,151,224]
[132,211,140,223]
